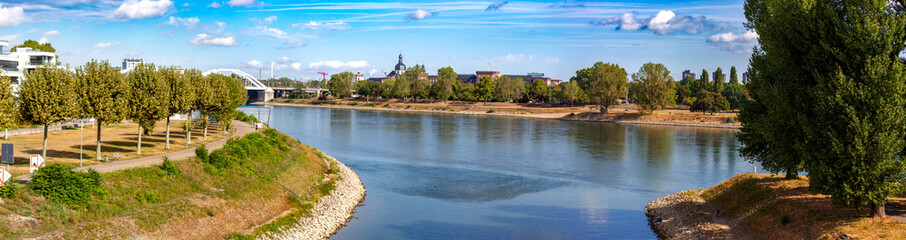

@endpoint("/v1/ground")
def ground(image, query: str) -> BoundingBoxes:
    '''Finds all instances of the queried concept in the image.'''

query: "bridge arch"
[203,68,274,102]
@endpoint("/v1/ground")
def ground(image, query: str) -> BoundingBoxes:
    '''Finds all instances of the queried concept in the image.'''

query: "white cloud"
[707,30,759,53]
[502,54,525,63]
[227,0,258,7]
[278,41,307,49]
[114,0,173,19]
[165,16,199,29]
[406,9,435,21]
[202,21,226,33]
[0,4,26,27]
[486,1,507,11]
[182,2,190,7]
[544,58,560,64]
[291,62,302,70]
[247,60,264,68]
[207,2,221,8]
[244,26,288,39]
[279,56,292,62]
[128,51,141,56]
[38,37,48,44]
[44,30,60,37]
[94,41,121,48]
[598,10,729,35]
[188,33,238,47]
[308,60,370,70]
[0,34,21,42]
[250,16,277,25]
[292,21,349,30]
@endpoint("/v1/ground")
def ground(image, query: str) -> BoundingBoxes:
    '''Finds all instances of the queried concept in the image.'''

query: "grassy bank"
[700,173,906,239]
[0,128,335,239]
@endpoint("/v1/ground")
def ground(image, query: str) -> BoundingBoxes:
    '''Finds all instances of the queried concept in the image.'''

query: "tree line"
[0,60,247,161]
[739,0,906,218]
[322,63,748,114]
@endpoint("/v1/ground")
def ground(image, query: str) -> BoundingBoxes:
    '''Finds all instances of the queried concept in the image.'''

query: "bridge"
[203,68,274,102]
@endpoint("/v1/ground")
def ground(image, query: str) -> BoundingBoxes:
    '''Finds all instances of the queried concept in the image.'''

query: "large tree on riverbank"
[19,64,79,158]
[161,66,195,149]
[0,73,16,140]
[571,62,627,113]
[629,62,674,113]
[740,0,906,218]
[76,60,128,160]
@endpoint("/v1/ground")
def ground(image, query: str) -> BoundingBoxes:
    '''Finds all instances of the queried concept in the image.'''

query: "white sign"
[0,167,9,186]
[29,154,44,174]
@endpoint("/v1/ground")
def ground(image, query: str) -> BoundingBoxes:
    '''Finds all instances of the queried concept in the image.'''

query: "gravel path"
[262,154,366,240]
[16,120,255,182]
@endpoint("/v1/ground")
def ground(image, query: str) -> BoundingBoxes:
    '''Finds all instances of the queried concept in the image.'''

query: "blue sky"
[0,0,756,81]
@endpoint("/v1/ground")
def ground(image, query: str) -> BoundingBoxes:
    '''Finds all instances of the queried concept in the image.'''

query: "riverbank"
[261,153,365,240]
[262,100,742,129]
[646,173,906,239]
[0,128,362,239]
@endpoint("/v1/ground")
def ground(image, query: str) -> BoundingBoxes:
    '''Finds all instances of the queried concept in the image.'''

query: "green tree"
[160,66,195,149]
[459,83,478,101]
[690,90,728,114]
[214,74,247,136]
[381,78,397,99]
[573,62,628,113]
[357,83,372,102]
[494,76,524,102]
[393,76,411,100]
[0,73,17,140]
[729,66,739,84]
[327,72,355,99]
[476,76,496,103]
[559,81,579,105]
[629,62,674,113]
[720,82,746,110]
[125,64,170,155]
[700,69,710,91]
[19,64,78,158]
[12,39,56,53]
[434,66,457,103]
[76,60,128,160]
[526,79,548,102]
[711,67,725,93]
[191,69,215,144]
[744,0,906,218]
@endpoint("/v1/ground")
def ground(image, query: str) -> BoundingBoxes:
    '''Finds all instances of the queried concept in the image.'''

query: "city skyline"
[0,0,755,81]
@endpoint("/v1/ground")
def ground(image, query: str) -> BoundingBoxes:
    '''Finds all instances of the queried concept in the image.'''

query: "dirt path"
[17,120,256,182]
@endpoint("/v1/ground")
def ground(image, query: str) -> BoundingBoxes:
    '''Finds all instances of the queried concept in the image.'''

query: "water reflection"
[247,106,747,239]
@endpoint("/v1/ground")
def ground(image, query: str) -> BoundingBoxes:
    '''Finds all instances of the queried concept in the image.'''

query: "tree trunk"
[165,118,171,150]
[185,118,191,148]
[870,203,886,218]
[137,125,143,155]
[96,124,102,160]
[202,116,208,144]
[42,124,48,158]
[785,168,799,179]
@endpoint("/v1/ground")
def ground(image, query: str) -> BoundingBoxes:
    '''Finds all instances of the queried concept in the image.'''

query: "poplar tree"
[435,66,456,103]
[160,66,194,149]
[126,64,170,155]
[18,64,78,158]
[327,72,354,99]
[0,74,16,140]
[741,0,906,218]
[76,60,128,160]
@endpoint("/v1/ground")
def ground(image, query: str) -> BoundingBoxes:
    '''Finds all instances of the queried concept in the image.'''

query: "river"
[245,105,751,239]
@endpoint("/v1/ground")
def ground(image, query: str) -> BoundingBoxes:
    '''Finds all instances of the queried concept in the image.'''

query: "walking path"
[17,120,255,182]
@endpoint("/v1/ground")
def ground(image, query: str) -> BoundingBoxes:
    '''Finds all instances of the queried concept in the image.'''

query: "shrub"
[159,157,181,177]
[207,149,230,169]
[195,145,209,162]
[487,109,496,113]
[348,102,358,106]
[383,103,390,108]
[0,184,21,199]
[135,191,161,204]
[318,182,335,196]
[364,103,376,107]
[29,163,104,204]
[726,116,737,123]
[405,105,411,109]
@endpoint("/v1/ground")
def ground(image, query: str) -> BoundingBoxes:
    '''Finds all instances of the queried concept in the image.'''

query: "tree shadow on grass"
[23,149,84,160]
[69,144,132,154]
[106,141,156,148]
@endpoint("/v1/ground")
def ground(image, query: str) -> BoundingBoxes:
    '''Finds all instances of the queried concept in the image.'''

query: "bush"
[207,149,230,169]
[135,191,161,204]
[29,163,103,204]
[0,184,21,199]
[159,157,181,177]
[726,116,737,123]
[195,145,209,162]
[487,109,496,113]
[348,102,358,106]
[234,110,259,124]
[319,182,335,196]
[364,103,376,107]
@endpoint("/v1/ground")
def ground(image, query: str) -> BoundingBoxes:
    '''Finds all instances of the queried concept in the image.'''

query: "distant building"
[0,40,58,93]
[742,71,750,84]
[355,72,365,82]
[682,70,696,79]
[122,58,143,72]
[386,54,407,79]
[476,71,500,80]
[457,74,478,84]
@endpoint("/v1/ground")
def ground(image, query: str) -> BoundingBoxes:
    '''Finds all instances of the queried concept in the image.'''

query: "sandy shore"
[645,191,731,239]
[261,102,742,129]
[263,153,366,240]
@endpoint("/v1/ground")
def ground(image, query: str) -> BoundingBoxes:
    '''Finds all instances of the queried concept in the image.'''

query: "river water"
[247,106,750,239]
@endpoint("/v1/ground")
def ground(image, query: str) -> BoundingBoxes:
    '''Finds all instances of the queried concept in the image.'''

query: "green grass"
[701,175,772,217]
[0,130,328,239]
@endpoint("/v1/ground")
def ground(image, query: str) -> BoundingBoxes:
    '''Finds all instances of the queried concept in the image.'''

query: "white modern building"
[122,58,143,72]
[0,40,58,93]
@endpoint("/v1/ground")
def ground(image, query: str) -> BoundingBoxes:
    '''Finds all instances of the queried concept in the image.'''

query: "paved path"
[17,120,256,182]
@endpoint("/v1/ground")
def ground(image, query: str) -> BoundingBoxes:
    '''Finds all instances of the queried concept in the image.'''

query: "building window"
[0,60,16,71]
[9,77,18,84]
